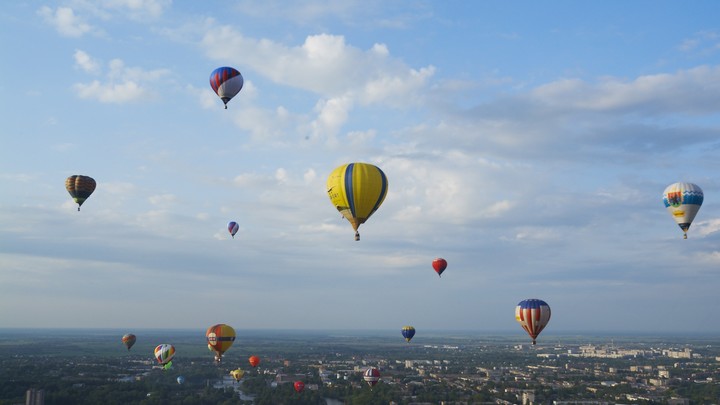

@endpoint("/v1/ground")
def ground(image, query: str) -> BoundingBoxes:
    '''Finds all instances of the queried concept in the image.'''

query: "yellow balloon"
[230,369,245,382]
[327,163,388,241]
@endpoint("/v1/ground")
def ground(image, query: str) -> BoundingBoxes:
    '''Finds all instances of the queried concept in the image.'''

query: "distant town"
[1,330,718,404]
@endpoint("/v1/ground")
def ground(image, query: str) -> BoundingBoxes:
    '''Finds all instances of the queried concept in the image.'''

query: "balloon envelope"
[65,175,96,211]
[293,381,305,393]
[209,67,243,108]
[177,376,185,384]
[228,221,239,238]
[401,326,415,342]
[363,367,381,387]
[249,355,260,367]
[206,324,236,362]
[663,182,703,239]
[121,333,136,350]
[432,258,447,277]
[515,299,551,345]
[230,369,245,382]
[154,344,175,365]
[326,163,388,241]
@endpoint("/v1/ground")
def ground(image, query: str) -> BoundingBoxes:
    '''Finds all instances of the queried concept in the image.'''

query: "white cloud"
[201,29,435,102]
[200,28,435,142]
[148,193,177,207]
[72,52,171,103]
[38,6,94,37]
[694,218,720,237]
[311,95,353,142]
[74,80,147,103]
[303,169,316,184]
[73,50,100,74]
[101,0,172,19]
[530,66,720,114]
[275,168,288,183]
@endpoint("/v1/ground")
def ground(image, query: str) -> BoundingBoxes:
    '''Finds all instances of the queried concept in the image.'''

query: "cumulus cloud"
[38,6,94,37]
[73,52,171,103]
[201,29,434,102]
[200,28,435,142]
[74,50,100,74]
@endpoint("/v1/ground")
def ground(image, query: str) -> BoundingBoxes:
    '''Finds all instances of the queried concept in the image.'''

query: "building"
[26,389,44,405]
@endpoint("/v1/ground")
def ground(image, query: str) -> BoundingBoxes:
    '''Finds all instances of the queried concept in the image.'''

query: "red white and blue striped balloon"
[228,221,239,238]
[209,67,243,109]
[515,298,551,345]
[363,367,380,388]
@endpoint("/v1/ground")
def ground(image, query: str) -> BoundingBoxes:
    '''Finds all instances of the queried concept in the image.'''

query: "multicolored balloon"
[121,333,136,350]
[228,221,239,238]
[206,323,236,362]
[363,367,381,388]
[230,369,245,382]
[326,162,388,241]
[154,344,175,365]
[401,326,415,342]
[432,258,447,277]
[515,299,551,345]
[248,355,260,368]
[293,381,305,393]
[65,175,96,211]
[663,182,704,239]
[210,67,243,109]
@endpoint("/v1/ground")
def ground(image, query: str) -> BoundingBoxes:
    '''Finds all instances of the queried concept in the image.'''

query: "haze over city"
[2,1,720,334]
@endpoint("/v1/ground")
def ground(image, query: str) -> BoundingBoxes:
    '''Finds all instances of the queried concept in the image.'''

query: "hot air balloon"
[65,175,96,211]
[663,182,704,239]
[248,355,260,368]
[206,324,236,362]
[121,333,136,351]
[177,376,185,385]
[230,369,245,382]
[432,258,447,277]
[154,344,175,365]
[228,221,239,238]
[293,381,305,393]
[363,367,381,388]
[515,299,551,345]
[401,326,415,342]
[210,67,243,109]
[163,361,173,370]
[326,162,388,241]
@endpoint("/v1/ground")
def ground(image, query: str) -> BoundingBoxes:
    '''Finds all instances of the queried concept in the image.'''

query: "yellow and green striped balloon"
[65,175,96,211]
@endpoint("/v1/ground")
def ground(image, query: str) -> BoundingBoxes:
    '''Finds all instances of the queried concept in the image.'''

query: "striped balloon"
[209,67,243,109]
[326,162,388,241]
[65,175,96,211]
[154,344,175,365]
[515,298,551,345]
[228,221,239,238]
[363,367,381,388]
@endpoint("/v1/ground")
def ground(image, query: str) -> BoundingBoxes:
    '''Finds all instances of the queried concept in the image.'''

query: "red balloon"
[294,381,305,393]
[249,355,260,368]
[432,258,447,277]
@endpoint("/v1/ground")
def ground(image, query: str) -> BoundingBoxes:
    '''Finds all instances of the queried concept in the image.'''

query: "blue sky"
[2,1,720,337]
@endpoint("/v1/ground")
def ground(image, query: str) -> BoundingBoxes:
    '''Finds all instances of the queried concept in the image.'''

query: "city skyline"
[2,1,720,333]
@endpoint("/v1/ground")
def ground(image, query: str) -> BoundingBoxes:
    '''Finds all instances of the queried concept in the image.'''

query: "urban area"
[1,330,718,404]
